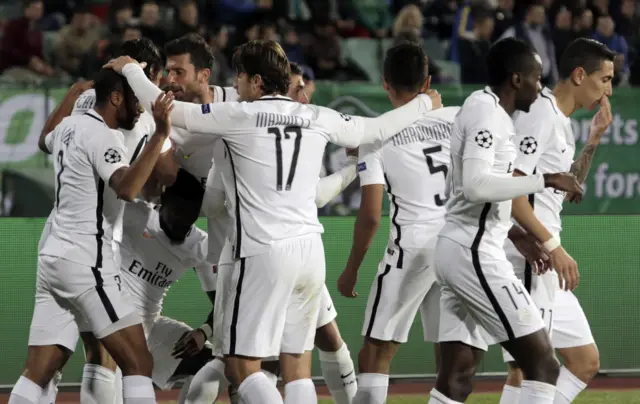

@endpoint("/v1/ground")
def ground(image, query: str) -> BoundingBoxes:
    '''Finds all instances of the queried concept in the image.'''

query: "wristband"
[198,323,213,340]
[543,236,561,252]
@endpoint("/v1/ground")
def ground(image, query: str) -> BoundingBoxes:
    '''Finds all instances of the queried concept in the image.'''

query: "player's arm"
[194,260,217,341]
[315,155,358,208]
[321,94,434,148]
[338,146,384,298]
[104,94,173,201]
[39,80,93,153]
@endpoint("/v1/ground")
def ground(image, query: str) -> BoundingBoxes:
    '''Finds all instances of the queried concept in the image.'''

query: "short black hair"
[165,33,215,71]
[114,38,163,79]
[487,37,536,87]
[162,169,205,205]
[383,42,428,93]
[558,38,616,79]
[289,62,303,76]
[94,68,130,107]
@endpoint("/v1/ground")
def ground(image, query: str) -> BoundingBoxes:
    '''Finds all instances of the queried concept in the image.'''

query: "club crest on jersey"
[104,148,122,163]
[201,104,211,114]
[519,136,538,155]
[357,162,367,172]
[475,130,493,149]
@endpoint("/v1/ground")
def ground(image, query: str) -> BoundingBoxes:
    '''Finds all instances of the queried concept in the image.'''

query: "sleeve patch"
[519,136,538,155]
[474,130,493,149]
[201,104,211,114]
[104,148,122,163]
[357,162,367,172]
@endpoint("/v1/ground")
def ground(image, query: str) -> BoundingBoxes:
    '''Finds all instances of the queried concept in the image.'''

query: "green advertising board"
[0,216,638,386]
[0,84,639,214]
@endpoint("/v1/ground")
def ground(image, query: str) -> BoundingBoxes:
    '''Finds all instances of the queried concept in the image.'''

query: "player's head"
[165,34,215,101]
[232,40,290,101]
[487,37,542,113]
[287,62,309,104]
[93,68,140,130]
[558,38,615,110]
[115,38,163,86]
[159,169,204,244]
[382,42,429,107]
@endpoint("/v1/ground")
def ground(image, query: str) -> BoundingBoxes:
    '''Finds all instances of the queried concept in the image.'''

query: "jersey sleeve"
[461,104,503,165]
[512,112,553,175]
[357,142,385,186]
[89,129,129,183]
[190,229,217,291]
[178,102,239,135]
[44,131,55,153]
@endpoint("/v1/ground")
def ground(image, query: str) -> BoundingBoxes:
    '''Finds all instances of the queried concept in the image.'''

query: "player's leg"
[552,289,599,403]
[10,256,78,404]
[315,286,356,404]
[222,254,290,404]
[279,234,326,404]
[80,332,119,404]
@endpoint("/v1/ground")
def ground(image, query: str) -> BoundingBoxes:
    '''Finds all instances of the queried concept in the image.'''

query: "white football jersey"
[40,111,128,268]
[119,201,216,322]
[512,87,575,236]
[440,87,518,256]
[358,107,458,267]
[179,95,376,259]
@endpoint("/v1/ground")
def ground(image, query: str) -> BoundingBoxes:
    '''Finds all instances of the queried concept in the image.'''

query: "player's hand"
[543,173,583,203]
[338,268,358,298]
[511,232,551,274]
[589,96,612,142]
[549,246,579,291]
[103,56,146,74]
[172,329,207,359]
[152,92,174,137]
[69,79,94,95]
[425,89,442,110]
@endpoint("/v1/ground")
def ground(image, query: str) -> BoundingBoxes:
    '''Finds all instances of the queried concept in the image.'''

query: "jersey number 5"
[268,126,302,191]
[422,146,448,206]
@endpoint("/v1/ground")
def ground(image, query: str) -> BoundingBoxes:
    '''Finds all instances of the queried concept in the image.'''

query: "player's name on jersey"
[126,259,174,288]
[256,112,311,128]
[392,123,452,147]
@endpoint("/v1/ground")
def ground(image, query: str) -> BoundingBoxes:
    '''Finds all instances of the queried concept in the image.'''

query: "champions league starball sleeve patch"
[357,162,367,172]
[201,104,211,114]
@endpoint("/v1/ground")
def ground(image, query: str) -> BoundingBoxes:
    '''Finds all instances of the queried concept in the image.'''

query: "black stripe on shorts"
[229,258,246,355]
[365,264,392,338]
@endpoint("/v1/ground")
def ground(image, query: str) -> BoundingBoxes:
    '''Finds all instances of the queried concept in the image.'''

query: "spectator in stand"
[589,0,610,20]
[55,5,101,77]
[207,25,233,85]
[459,6,493,84]
[423,0,459,41]
[351,0,394,38]
[614,0,639,40]
[392,4,424,37]
[108,2,133,37]
[552,6,576,63]
[122,22,143,41]
[574,7,594,36]
[593,14,629,82]
[282,24,306,65]
[500,1,559,85]
[258,21,279,41]
[303,17,342,79]
[140,0,167,46]
[172,0,205,39]
[493,0,514,39]
[0,0,60,84]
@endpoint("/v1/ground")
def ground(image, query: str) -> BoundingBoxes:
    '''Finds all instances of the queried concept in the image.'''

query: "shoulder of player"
[422,106,460,125]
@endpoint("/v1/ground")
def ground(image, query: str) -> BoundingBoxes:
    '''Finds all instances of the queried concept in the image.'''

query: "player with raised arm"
[498,38,615,404]
[106,39,436,403]
[336,42,454,404]
[428,37,584,404]
[9,69,174,404]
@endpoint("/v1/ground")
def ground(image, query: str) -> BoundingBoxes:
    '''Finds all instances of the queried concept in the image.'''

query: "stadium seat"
[341,38,383,83]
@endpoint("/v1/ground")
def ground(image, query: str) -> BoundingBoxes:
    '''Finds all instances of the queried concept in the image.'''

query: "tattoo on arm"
[570,143,598,184]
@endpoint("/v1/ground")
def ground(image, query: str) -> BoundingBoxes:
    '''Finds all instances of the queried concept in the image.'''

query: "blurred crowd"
[1,0,640,87]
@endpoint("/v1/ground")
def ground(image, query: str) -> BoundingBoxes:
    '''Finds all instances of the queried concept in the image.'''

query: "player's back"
[212,96,337,259]
[40,112,126,267]
[440,88,517,256]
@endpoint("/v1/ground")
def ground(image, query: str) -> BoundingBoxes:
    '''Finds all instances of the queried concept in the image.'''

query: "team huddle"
[7,31,614,404]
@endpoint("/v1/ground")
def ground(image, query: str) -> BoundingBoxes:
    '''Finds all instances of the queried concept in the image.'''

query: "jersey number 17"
[268,126,302,191]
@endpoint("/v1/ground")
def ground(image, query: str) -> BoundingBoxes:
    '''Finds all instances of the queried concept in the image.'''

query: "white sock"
[262,369,278,387]
[555,366,587,403]
[185,358,229,404]
[39,371,61,404]
[114,368,123,404]
[319,344,357,404]
[500,385,521,404]
[353,373,388,404]
[428,388,463,404]
[520,380,556,404]
[9,376,43,404]
[177,376,193,404]
[284,379,316,404]
[238,372,283,404]
[122,375,156,404]
[80,364,116,404]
